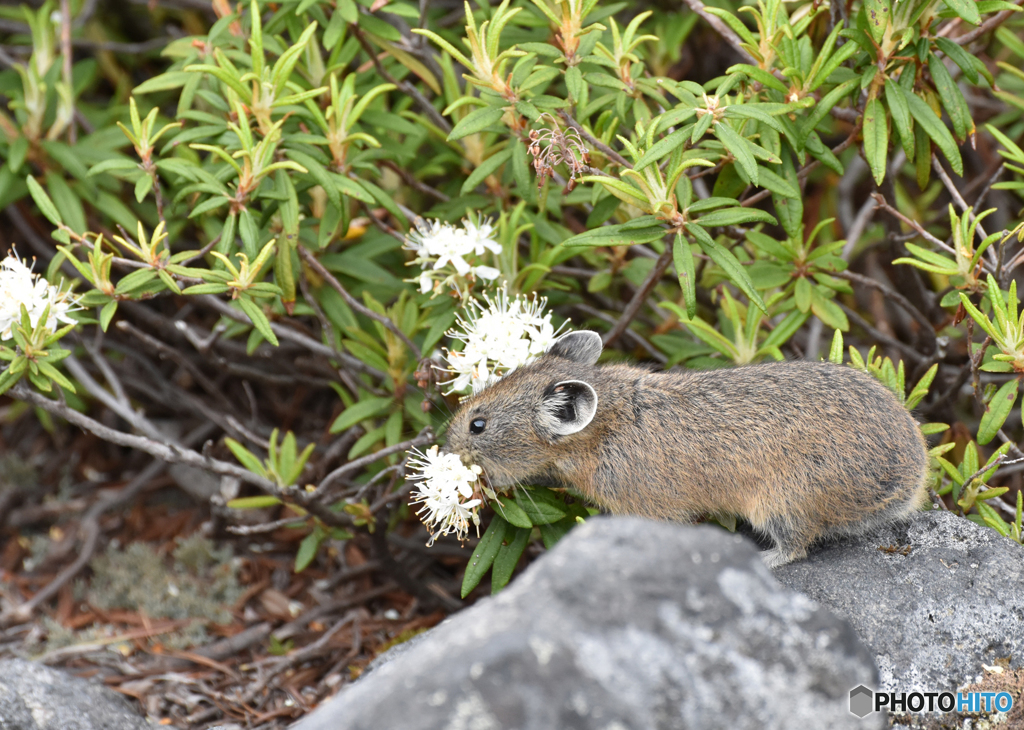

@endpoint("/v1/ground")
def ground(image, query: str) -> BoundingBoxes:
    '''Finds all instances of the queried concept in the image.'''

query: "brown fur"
[443,332,930,567]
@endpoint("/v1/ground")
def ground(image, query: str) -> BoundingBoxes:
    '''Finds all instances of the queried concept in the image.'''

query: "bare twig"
[871,192,971,263]
[350,25,452,134]
[602,243,674,348]
[834,270,937,353]
[297,245,422,360]
[194,293,386,380]
[838,302,926,363]
[557,110,632,169]
[315,427,434,496]
[932,154,991,247]
[9,383,281,493]
[679,0,758,65]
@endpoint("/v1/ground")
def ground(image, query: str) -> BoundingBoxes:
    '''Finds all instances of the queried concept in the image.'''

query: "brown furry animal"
[443,331,930,567]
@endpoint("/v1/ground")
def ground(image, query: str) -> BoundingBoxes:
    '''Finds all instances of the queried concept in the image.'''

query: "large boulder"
[294,516,882,730]
[0,658,149,730]
[774,509,1024,694]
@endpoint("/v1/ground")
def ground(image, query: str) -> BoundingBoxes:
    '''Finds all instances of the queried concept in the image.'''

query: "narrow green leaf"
[673,233,697,320]
[461,515,507,598]
[715,121,758,184]
[224,438,269,477]
[227,495,284,509]
[884,79,915,159]
[686,223,768,314]
[494,495,533,528]
[330,396,393,433]
[978,378,1019,445]
[634,127,690,170]
[491,526,531,593]
[941,0,981,25]
[295,529,325,572]
[934,37,979,84]
[461,147,513,194]
[695,207,777,227]
[513,491,565,525]
[448,105,506,141]
[237,297,280,347]
[863,97,889,185]
[828,328,844,363]
[905,92,963,175]
[929,54,971,141]
[25,176,63,227]
[865,0,892,45]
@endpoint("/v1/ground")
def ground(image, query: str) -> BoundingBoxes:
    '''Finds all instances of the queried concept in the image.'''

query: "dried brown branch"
[602,243,674,348]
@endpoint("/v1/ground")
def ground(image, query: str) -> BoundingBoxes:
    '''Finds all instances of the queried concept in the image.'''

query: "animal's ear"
[540,380,598,436]
[547,330,602,365]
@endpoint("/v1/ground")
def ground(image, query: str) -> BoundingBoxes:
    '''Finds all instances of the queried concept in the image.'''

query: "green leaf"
[513,490,566,525]
[863,97,889,186]
[295,528,325,572]
[565,65,584,102]
[134,70,193,94]
[686,223,768,315]
[800,80,858,143]
[865,0,892,45]
[99,300,118,332]
[237,297,279,347]
[491,526,531,593]
[929,53,971,141]
[905,92,963,175]
[448,105,506,141]
[87,158,141,177]
[695,207,777,227]
[941,0,981,25]
[634,127,690,170]
[461,515,507,598]
[563,219,666,247]
[795,276,813,311]
[673,233,697,319]
[884,79,915,159]
[715,121,759,184]
[461,147,513,194]
[25,176,63,227]
[978,378,1019,445]
[330,396,393,433]
[227,495,284,509]
[285,149,339,209]
[934,37,979,84]
[224,438,269,477]
[828,328,844,363]
[494,495,533,528]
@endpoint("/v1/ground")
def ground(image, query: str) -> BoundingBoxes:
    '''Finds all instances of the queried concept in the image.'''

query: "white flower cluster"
[405,217,501,296]
[406,445,484,545]
[443,287,564,395]
[0,249,78,341]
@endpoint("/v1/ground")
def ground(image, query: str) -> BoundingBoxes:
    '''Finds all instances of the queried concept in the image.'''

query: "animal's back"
[591,360,929,565]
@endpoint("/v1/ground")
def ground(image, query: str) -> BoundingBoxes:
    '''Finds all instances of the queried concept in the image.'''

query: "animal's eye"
[470,418,486,435]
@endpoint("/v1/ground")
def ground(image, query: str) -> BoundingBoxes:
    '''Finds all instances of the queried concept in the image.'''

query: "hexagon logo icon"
[849,685,874,718]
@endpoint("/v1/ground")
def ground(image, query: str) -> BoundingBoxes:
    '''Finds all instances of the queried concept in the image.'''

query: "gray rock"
[774,509,1024,693]
[0,658,149,730]
[294,516,882,730]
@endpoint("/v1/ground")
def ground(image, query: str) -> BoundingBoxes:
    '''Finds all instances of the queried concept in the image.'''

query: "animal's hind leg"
[759,515,817,568]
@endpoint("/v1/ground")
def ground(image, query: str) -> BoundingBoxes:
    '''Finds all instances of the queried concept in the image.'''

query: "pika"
[443,330,930,568]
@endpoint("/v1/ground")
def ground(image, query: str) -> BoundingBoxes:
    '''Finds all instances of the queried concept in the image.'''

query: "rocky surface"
[774,508,1024,694]
[294,516,882,730]
[0,658,149,730]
